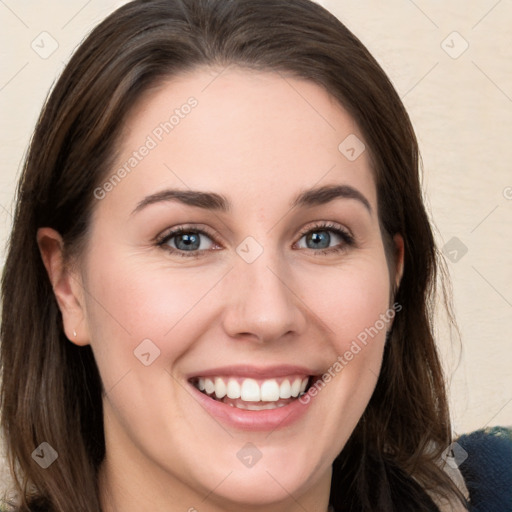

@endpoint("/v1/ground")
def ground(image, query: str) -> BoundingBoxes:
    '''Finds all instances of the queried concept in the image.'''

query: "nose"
[221,244,308,344]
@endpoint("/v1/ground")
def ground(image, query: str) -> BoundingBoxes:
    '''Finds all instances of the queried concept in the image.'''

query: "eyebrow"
[131,184,372,216]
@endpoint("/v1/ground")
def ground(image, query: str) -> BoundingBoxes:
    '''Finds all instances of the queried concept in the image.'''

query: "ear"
[36,227,90,346]
[392,233,405,292]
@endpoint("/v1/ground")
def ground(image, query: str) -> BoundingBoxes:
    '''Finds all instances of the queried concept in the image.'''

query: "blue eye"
[157,222,354,258]
[296,222,354,255]
[157,227,216,258]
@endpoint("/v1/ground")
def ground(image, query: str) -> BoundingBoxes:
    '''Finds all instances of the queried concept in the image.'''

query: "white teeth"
[214,377,227,399]
[204,378,215,395]
[260,379,280,401]
[226,378,241,399]
[291,378,301,397]
[241,378,260,402]
[279,379,292,399]
[196,376,310,403]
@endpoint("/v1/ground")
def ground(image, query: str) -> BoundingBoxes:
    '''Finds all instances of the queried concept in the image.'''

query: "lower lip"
[189,384,314,431]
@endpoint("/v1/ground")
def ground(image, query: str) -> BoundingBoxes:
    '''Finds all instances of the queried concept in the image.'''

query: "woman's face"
[62,67,403,510]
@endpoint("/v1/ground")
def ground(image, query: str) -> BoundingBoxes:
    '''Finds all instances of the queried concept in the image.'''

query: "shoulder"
[456,426,512,511]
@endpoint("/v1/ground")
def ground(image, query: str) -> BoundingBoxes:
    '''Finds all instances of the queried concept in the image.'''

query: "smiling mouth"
[190,375,313,410]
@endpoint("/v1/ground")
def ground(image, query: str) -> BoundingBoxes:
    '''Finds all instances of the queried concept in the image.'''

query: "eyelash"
[156,222,355,259]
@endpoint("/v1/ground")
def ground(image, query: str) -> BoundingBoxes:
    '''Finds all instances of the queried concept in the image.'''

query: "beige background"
[1,0,511,489]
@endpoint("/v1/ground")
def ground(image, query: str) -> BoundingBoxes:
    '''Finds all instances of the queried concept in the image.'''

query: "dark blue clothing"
[456,426,512,512]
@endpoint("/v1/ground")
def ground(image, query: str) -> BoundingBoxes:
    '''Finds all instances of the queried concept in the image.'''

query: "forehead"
[101,66,377,217]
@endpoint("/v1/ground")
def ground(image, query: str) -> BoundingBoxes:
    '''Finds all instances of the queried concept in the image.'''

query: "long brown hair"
[1,0,467,510]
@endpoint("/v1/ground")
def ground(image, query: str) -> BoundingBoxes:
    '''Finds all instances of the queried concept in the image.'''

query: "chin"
[205,468,313,507]
[188,443,326,508]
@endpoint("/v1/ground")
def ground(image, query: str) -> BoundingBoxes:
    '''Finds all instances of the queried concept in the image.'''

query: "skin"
[38,66,404,512]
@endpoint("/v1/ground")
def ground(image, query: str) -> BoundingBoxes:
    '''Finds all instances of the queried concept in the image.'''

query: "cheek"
[81,246,229,388]
[298,255,392,401]
[334,267,391,368]
[297,253,392,349]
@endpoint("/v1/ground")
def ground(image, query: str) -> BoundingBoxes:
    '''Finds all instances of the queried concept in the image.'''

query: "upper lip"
[186,365,318,380]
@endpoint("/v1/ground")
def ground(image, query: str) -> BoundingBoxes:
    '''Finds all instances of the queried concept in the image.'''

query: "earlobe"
[36,227,89,346]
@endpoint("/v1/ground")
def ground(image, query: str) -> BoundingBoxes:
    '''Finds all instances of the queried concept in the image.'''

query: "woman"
[0,0,470,510]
